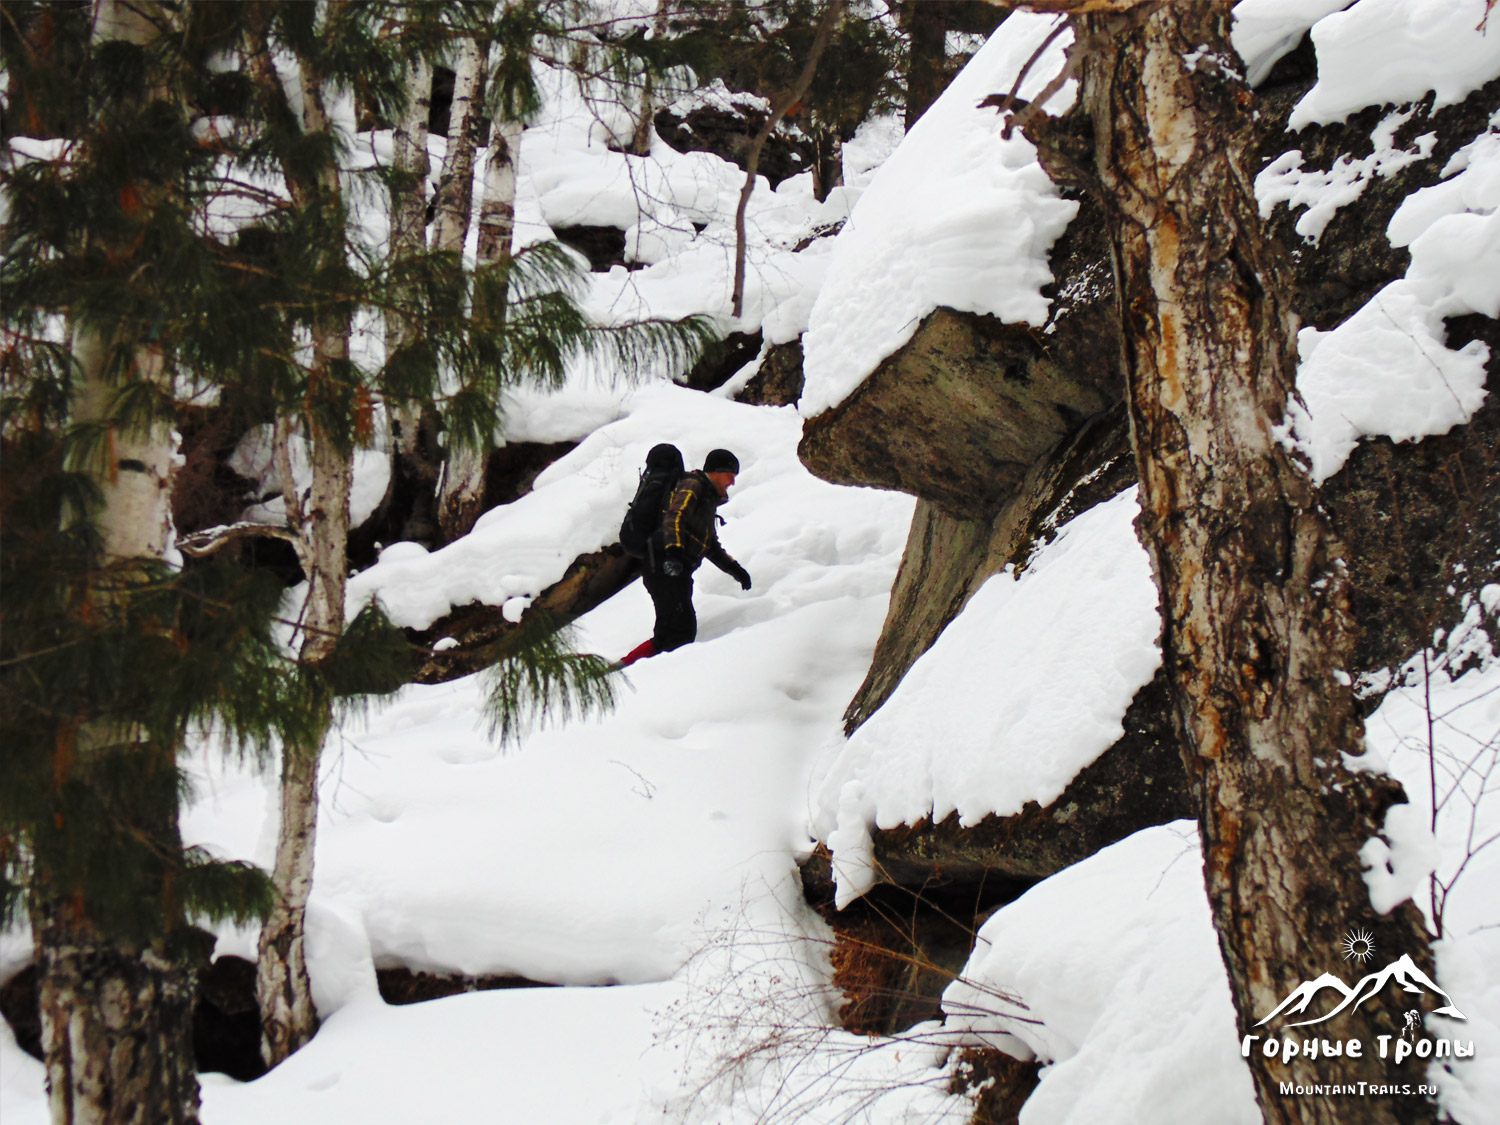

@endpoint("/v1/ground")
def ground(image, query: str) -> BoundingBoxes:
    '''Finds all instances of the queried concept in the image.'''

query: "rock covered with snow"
[799,12,1079,419]
[1286,0,1500,130]
[943,823,1261,1125]
[810,487,1162,908]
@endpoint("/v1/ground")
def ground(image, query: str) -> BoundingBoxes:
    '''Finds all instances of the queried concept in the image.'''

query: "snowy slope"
[189,388,916,990]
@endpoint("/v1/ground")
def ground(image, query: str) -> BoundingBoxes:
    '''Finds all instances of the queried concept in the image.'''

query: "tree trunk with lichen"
[1026,4,1436,1122]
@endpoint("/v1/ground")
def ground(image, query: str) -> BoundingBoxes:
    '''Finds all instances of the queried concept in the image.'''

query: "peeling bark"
[1026,4,1435,1120]
[35,911,200,1125]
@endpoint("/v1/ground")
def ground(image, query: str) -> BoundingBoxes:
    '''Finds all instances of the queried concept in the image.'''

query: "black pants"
[643,566,696,652]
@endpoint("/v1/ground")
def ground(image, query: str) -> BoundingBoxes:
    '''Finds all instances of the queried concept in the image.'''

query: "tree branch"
[177,520,300,558]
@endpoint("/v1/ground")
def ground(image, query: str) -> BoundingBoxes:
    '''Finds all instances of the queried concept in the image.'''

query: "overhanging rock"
[797,193,1118,520]
[804,667,1190,898]
[798,304,1118,518]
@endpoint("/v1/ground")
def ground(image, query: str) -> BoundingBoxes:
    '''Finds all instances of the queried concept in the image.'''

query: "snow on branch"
[178,520,299,558]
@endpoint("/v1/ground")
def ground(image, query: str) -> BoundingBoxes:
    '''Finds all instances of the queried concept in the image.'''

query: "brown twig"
[730,0,845,319]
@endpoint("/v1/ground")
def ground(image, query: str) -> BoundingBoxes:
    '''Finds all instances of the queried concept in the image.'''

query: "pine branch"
[480,614,618,747]
[179,848,276,926]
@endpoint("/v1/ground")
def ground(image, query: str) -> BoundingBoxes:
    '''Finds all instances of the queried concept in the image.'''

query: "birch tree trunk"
[31,4,203,1122]
[250,41,356,1069]
[435,114,523,541]
[383,61,445,543]
[35,906,200,1125]
[70,336,176,563]
[627,0,670,156]
[429,36,495,542]
[43,331,200,1122]
[1031,4,1436,1121]
[390,59,433,287]
[429,36,487,257]
[390,59,433,462]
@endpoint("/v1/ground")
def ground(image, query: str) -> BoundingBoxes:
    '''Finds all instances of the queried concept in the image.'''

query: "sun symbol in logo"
[1342,927,1376,963]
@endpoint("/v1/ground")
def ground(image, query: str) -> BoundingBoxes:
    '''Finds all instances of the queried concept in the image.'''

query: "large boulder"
[807,53,1500,916]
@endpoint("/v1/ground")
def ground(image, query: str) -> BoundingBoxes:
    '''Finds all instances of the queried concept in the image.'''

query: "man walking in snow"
[619,448,751,667]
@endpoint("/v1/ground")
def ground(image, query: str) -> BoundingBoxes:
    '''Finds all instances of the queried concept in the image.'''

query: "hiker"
[619,448,751,667]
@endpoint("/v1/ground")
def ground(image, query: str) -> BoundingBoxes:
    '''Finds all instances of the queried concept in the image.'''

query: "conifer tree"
[7,0,710,1088]
[1,2,300,1118]
[195,0,712,1063]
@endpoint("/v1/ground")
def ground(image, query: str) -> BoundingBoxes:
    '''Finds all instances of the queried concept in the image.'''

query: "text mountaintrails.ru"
[1277,1083,1439,1098]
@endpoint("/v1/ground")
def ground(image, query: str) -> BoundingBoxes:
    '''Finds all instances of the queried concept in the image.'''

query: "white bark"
[391,59,432,265]
[435,115,523,542]
[390,61,432,460]
[253,42,355,1067]
[69,334,177,564]
[474,117,521,266]
[429,38,487,256]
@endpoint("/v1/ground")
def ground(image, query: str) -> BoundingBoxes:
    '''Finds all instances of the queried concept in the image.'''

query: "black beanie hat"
[704,448,739,475]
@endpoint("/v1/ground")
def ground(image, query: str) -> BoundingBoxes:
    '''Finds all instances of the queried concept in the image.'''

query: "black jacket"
[657,471,740,576]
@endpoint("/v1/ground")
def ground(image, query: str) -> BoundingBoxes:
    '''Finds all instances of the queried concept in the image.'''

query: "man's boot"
[618,639,655,667]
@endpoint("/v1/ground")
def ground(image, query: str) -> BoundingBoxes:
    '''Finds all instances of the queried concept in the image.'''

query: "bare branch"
[177,520,299,558]
[730,0,846,319]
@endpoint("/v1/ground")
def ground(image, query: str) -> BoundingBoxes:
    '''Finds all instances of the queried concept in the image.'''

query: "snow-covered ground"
[4,2,1500,1123]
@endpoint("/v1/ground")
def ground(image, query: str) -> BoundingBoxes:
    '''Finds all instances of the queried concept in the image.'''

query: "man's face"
[707,471,736,498]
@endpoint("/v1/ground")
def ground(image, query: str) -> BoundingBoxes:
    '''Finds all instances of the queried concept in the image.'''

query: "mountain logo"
[1256,954,1468,1030]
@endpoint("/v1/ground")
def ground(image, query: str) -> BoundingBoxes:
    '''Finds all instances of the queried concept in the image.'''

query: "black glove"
[661,549,686,578]
[726,561,752,591]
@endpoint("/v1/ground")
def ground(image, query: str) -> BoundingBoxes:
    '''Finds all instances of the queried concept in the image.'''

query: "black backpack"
[620,443,684,560]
